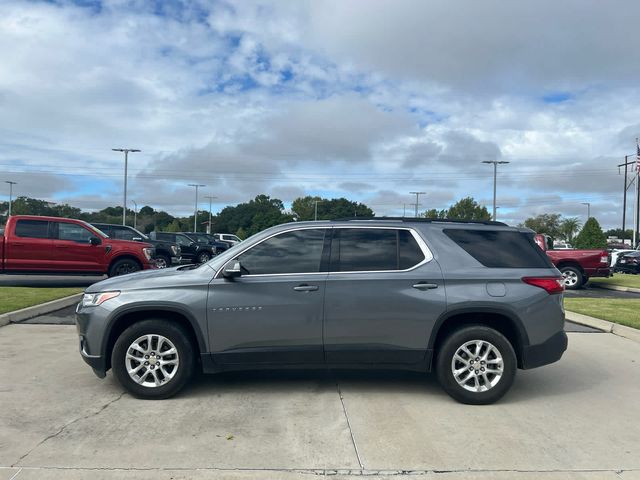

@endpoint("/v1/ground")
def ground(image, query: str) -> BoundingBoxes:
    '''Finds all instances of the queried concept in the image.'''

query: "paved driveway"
[0,322,638,480]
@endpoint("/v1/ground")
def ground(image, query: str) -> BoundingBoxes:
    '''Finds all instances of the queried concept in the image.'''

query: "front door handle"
[413,282,438,290]
[293,284,319,292]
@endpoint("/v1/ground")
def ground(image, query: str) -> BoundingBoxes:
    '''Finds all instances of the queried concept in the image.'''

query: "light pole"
[4,181,16,216]
[132,200,138,230]
[112,148,141,225]
[409,192,426,217]
[188,184,205,232]
[314,200,321,221]
[482,160,510,221]
[581,202,591,219]
[205,195,217,234]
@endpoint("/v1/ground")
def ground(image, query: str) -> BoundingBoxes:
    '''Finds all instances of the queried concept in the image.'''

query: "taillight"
[600,255,609,265]
[522,277,565,294]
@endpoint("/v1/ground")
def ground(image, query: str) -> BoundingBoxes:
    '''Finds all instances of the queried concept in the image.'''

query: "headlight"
[143,247,154,261]
[171,245,179,255]
[81,291,120,308]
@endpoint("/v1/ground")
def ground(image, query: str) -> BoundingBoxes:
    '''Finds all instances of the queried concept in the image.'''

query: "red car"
[0,215,156,277]
[534,234,610,289]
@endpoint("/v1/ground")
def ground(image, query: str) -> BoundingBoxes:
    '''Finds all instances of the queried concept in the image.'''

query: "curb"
[0,293,82,328]
[566,310,640,343]
[589,283,640,294]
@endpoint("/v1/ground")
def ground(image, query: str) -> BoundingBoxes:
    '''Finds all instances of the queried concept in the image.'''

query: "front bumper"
[521,330,568,369]
[76,302,109,378]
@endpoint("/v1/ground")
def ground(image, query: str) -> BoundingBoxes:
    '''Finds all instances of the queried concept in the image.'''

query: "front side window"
[175,235,192,247]
[236,229,326,275]
[57,222,93,243]
[331,228,426,272]
[15,220,49,239]
[112,227,137,241]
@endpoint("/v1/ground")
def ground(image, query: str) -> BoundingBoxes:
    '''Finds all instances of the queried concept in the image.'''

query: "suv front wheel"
[436,326,516,405]
[112,319,195,399]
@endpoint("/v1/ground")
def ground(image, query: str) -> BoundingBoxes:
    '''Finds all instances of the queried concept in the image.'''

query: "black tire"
[111,319,195,399]
[581,275,590,286]
[436,325,516,405]
[108,258,142,277]
[197,251,211,263]
[155,254,171,269]
[560,266,583,290]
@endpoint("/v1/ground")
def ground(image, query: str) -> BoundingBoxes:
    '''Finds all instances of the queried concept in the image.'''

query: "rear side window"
[331,228,426,272]
[443,229,552,268]
[15,220,49,239]
[237,228,326,275]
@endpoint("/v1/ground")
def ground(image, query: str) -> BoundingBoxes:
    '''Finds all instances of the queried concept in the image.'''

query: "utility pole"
[403,203,406,217]
[188,184,206,232]
[204,195,217,234]
[409,192,426,218]
[618,153,637,240]
[4,181,16,216]
[132,200,138,230]
[112,148,140,225]
[482,160,510,221]
[581,202,591,220]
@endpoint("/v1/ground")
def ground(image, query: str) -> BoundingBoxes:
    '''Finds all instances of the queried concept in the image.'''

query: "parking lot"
[1,309,638,479]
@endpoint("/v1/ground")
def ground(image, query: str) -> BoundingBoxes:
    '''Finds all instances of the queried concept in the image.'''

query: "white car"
[214,233,242,246]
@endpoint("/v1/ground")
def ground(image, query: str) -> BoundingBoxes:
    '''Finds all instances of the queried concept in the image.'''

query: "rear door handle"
[55,245,68,248]
[12,242,25,246]
[413,282,438,290]
[293,284,319,292]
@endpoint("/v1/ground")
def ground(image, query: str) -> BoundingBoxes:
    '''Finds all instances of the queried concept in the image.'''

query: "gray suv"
[76,219,567,404]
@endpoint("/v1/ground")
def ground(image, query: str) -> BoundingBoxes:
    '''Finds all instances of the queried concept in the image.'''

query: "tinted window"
[399,230,426,269]
[237,229,326,275]
[58,222,93,243]
[15,220,49,239]
[332,228,398,272]
[175,235,192,247]
[444,229,552,268]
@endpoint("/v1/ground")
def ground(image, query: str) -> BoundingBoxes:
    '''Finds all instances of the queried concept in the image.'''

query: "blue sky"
[2,0,640,229]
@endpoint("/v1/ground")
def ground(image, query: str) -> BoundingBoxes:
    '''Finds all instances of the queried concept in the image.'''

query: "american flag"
[637,140,640,172]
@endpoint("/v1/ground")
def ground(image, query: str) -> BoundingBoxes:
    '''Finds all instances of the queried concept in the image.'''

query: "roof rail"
[331,217,508,226]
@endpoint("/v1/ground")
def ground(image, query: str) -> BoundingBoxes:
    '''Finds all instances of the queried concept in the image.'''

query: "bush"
[574,217,607,249]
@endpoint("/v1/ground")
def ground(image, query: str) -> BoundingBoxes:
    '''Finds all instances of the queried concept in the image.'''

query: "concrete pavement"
[0,324,638,479]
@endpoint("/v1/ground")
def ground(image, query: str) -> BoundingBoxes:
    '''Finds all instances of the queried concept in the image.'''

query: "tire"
[197,251,211,263]
[581,275,590,286]
[436,325,516,405]
[111,319,195,399]
[155,254,171,269]
[560,266,583,290]
[108,258,142,277]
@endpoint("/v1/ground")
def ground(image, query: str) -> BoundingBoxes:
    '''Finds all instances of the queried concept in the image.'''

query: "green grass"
[0,287,83,315]
[564,298,640,330]
[590,273,640,289]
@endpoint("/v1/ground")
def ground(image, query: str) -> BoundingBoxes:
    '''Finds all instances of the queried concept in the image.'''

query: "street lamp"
[188,184,206,232]
[4,181,16,216]
[112,148,141,225]
[132,200,138,230]
[581,202,591,219]
[409,192,426,218]
[482,160,510,221]
[204,195,217,234]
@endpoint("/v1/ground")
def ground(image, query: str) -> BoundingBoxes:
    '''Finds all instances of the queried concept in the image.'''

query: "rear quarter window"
[443,229,552,268]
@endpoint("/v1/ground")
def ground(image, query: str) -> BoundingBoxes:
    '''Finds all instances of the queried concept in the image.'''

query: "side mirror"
[222,261,242,279]
[132,236,143,242]
[89,237,101,246]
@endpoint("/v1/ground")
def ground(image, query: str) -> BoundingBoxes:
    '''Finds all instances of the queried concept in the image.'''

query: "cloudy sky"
[2,0,640,228]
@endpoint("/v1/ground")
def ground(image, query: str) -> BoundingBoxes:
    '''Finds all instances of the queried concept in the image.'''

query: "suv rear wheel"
[112,319,195,399]
[436,326,516,405]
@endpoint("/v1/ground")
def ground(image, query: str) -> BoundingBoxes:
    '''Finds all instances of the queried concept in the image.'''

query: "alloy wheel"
[125,334,180,388]
[451,339,503,393]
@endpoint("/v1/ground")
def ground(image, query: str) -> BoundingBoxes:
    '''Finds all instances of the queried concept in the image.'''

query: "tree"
[291,196,374,221]
[523,213,562,238]
[446,197,491,220]
[422,197,490,221]
[559,217,581,243]
[214,195,294,236]
[604,228,633,240]
[573,217,607,249]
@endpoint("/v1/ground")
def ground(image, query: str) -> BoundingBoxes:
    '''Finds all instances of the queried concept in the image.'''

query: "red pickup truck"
[0,215,156,277]
[534,234,610,289]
